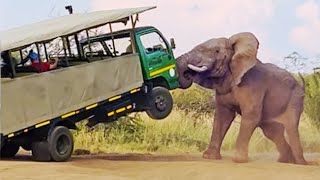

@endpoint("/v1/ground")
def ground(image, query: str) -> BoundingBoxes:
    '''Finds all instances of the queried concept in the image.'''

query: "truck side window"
[83,41,106,57]
[140,32,168,55]
[105,36,132,56]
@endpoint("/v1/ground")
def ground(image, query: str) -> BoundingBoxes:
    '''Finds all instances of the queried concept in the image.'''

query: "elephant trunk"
[176,52,194,89]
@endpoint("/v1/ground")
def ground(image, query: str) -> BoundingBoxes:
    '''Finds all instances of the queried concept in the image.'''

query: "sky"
[0,0,319,73]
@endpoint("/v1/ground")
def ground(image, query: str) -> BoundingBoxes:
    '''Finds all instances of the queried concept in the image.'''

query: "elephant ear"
[228,32,259,86]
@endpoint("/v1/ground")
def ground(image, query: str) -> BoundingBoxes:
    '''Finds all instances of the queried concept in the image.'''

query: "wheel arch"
[149,76,170,89]
[48,120,77,137]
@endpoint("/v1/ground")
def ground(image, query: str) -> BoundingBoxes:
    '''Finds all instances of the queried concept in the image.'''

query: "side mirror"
[170,38,176,49]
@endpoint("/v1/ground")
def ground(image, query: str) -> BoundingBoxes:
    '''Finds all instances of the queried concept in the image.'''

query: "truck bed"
[0,54,144,136]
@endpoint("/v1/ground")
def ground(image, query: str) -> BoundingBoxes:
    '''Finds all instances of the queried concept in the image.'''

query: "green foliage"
[73,110,212,154]
[73,80,320,154]
[301,73,320,129]
[171,84,215,114]
[73,109,320,154]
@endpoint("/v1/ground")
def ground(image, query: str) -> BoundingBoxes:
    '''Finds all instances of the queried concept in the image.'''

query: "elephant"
[175,32,307,165]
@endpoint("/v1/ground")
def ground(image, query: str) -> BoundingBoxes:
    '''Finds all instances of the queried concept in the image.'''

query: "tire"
[146,86,173,120]
[0,143,19,158]
[48,126,74,162]
[31,141,51,162]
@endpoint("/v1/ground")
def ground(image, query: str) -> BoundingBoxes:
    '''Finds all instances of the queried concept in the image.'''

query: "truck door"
[137,31,175,79]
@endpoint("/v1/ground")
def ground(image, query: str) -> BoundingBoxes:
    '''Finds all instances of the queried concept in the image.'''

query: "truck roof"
[0,6,156,52]
[79,26,156,45]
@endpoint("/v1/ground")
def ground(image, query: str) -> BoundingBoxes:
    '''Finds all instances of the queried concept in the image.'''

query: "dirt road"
[1,151,320,180]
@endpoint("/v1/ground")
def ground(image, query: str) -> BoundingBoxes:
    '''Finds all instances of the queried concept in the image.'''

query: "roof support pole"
[86,29,92,60]
[65,5,82,60]
[62,37,68,58]
[75,33,82,60]
[19,50,23,63]
[6,50,16,78]
[36,43,43,72]
[129,16,136,54]
[130,15,135,28]
[109,23,116,56]
[66,36,72,56]
[130,14,139,28]
[43,43,49,61]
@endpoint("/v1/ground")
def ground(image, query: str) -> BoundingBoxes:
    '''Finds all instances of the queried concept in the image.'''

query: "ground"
[1,151,320,180]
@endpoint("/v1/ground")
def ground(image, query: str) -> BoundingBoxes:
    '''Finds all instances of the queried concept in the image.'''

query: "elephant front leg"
[233,110,261,163]
[203,105,235,160]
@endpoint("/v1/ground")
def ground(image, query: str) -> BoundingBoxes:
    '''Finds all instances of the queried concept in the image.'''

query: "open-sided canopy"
[0,6,156,52]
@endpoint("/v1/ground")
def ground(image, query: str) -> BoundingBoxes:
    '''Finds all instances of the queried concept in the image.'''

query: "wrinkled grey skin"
[176,32,307,165]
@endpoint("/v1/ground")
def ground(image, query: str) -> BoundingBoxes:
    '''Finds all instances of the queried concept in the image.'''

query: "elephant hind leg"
[280,92,307,165]
[260,122,294,163]
[282,112,307,165]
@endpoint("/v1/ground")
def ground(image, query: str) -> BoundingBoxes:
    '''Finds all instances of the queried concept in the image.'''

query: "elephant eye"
[215,49,220,53]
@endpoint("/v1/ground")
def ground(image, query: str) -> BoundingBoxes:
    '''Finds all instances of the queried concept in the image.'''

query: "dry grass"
[73,108,320,155]
[73,74,320,155]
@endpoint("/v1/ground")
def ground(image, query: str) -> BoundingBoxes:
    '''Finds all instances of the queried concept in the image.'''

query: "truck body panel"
[0,54,143,135]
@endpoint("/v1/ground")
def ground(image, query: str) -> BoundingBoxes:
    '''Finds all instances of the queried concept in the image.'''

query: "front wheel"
[146,86,173,120]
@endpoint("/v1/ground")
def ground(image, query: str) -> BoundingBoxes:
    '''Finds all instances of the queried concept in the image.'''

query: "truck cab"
[79,26,179,90]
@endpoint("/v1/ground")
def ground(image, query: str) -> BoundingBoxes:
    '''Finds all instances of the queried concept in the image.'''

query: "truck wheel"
[146,86,173,119]
[31,141,51,162]
[48,126,74,162]
[0,143,19,158]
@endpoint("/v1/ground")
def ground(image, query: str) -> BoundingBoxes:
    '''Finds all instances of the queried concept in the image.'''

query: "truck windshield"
[140,31,168,55]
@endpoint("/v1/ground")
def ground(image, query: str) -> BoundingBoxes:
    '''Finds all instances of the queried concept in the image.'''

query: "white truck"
[0,6,179,162]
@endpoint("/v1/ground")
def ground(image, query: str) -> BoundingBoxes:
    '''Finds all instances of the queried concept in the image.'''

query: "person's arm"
[49,58,59,70]
[20,55,30,65]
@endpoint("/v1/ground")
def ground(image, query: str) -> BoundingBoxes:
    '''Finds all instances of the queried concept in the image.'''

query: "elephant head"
[176,32,259,90]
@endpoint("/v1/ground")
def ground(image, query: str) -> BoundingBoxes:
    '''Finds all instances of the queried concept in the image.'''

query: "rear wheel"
[146,86,173,120]
[0,143,19,158]
[48,126,74,162]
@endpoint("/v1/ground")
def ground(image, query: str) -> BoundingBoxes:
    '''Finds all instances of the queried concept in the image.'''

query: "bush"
[73,109,320,154]
[73,110,213,154]
[72,77,320,154]
[302,73,320,130]
[171,84,215,114]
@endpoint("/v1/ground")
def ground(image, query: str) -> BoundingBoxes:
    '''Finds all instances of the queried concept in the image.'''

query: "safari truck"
[0,6,179,162]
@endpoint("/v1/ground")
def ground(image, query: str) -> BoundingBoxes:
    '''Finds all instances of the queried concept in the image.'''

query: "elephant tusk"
[187,64,208,72]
